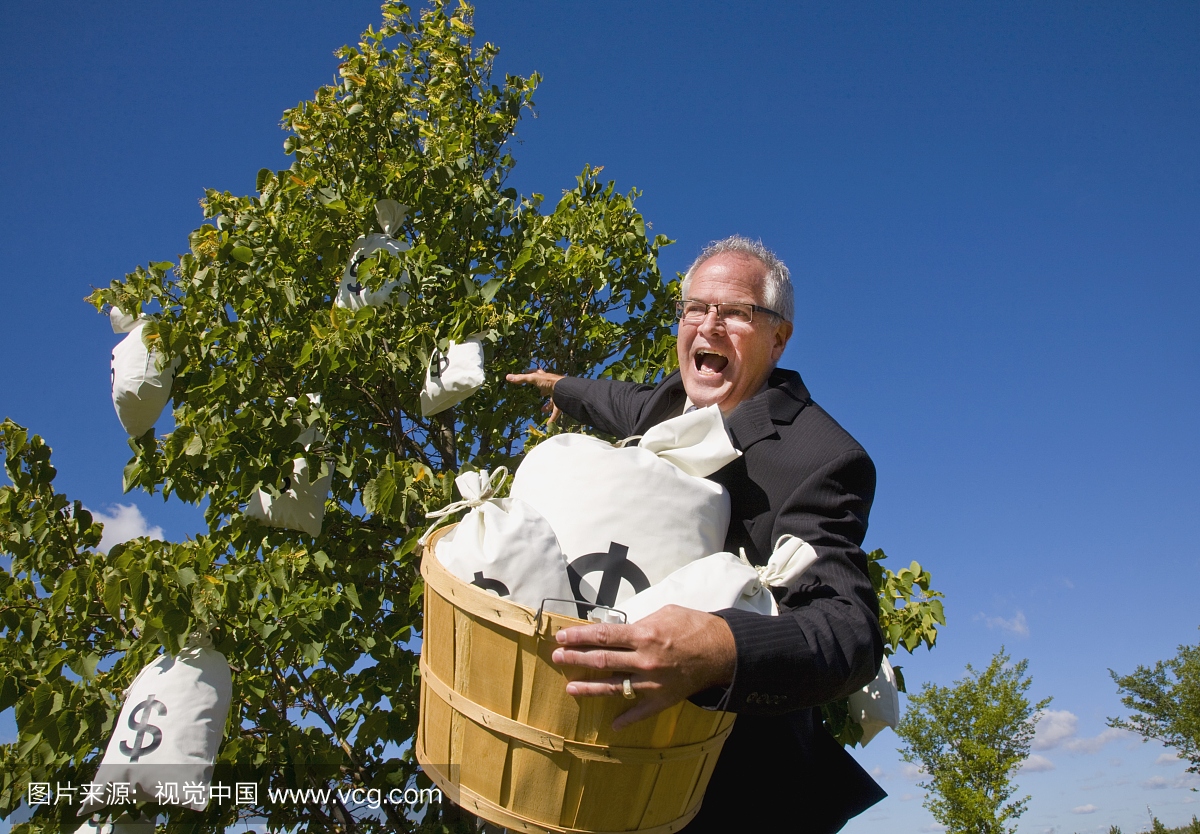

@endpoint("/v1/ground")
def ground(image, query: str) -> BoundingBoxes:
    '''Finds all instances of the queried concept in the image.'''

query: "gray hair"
[681,235,794,323]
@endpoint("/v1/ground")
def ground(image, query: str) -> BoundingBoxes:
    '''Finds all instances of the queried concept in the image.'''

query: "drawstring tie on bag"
[419,466,509,546]
[744,535,821,593]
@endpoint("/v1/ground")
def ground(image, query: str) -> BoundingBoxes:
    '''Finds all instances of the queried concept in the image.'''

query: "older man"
[507,236,885,832]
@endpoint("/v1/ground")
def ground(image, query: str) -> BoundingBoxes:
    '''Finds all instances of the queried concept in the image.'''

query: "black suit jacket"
[553,367,887,833]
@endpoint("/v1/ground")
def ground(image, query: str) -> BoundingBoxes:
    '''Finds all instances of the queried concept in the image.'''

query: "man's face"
[676,253,793,413]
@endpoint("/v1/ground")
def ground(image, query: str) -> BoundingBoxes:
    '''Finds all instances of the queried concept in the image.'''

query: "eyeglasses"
[676,299,783,326]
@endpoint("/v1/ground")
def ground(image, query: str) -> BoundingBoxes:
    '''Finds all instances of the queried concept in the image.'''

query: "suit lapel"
[724,395,776,451]
[726,369,811,452]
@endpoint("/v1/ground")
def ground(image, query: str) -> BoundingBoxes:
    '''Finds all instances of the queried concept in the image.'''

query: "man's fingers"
[551,646,635,671]
[564,675,652,698]
[505,368,564,394]
[555,623,639,649]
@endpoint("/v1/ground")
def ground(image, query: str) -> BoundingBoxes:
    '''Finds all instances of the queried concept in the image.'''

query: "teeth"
[694,349,729,374]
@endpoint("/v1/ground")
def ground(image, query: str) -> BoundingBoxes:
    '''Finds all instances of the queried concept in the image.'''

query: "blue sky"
[1,2,1198,831]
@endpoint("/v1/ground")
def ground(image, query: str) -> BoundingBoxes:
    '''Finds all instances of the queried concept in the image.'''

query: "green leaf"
[481,277,504,303]
[363,471,397,518]
[230,246,254,263]
[122,459,143,492]
[128,564,147,611]
[74,652,101,680]
[102,572,123,618]
[0,677,20,712]
[295,341,314,368]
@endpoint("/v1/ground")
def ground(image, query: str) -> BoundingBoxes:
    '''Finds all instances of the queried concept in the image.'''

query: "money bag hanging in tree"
[0,2,678,832]
[80,632,232,815]
[334,198,411,310]
[109,307,179,437]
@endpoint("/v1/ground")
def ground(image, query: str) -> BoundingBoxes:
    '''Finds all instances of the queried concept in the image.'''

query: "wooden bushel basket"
[416,526,736,833]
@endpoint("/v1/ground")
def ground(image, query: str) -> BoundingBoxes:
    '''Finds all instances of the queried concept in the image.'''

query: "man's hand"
[551,605,737,731]
[506,368,565,422]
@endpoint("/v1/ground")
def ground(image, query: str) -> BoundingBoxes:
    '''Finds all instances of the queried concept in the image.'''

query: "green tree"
[0,3,946,832]
[0,2,676,831]
[896,648,1051,834]
[1109,628,1200,776]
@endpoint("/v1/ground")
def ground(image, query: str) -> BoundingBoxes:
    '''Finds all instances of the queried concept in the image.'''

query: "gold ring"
[622,678,636,700]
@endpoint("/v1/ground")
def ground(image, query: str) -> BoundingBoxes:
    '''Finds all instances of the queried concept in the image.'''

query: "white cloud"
[1032,710,1128,754]
[1156,752,1180,765]
[1034,710,1078,750]
[1022,754,1056,772]
[975,610,1030,637]
[1072,804,1097,814]
[87,504,164,553]
[1065,728,1128,755]
[901,763,925,780]
[871,766,886,779]
[1142,776,1169,789]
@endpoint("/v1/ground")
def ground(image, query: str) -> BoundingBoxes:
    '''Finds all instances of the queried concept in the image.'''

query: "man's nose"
[697,307,726,335]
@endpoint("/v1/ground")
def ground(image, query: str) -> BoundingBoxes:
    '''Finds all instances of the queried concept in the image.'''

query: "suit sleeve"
[551,376,660,439]
[713,449,884,716]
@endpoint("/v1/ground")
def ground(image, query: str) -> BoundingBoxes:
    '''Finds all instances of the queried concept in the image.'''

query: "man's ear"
[771,320,793,362]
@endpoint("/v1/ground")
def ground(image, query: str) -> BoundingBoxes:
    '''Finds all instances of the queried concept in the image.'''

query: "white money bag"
[426,469,577,616]
[419,336,486,417]
[510,405,739,610]
[617,551,776,623]
[109,307,179,437]
[244,408,332,537]
[615,534,819,622]
[848,655,901,745]
[81,634,232,814]
[336,199,411,310]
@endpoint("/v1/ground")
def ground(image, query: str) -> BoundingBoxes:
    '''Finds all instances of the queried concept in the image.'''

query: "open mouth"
[694,350,728,375]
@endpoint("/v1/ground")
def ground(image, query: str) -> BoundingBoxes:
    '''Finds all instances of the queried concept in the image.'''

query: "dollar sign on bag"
[568,542,650,609]
[348,251,365,278]
[470,571,510,597]
[119,695,167,762]
[430,350,450,380]
[346,251,366,294]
